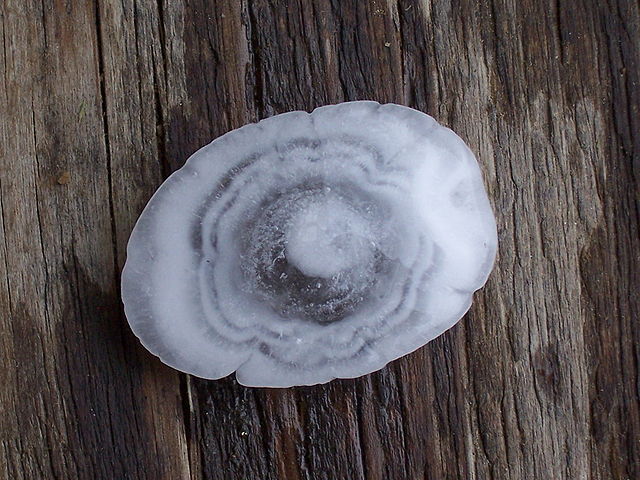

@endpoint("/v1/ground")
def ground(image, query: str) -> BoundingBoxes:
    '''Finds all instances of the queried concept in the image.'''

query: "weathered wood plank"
[1,0,189,478]
[1,0,638,479]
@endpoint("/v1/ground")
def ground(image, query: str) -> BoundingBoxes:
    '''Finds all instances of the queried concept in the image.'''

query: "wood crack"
[94,0,120,280]
[246,1,265,118]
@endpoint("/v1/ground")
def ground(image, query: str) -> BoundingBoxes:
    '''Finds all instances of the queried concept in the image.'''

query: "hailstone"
[121,101,498,387]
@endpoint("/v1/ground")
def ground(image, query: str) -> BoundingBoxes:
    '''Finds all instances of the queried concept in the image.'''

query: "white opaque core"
[285,196,374,278]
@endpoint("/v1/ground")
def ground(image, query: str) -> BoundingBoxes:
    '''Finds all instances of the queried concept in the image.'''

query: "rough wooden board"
[1,0,638,479]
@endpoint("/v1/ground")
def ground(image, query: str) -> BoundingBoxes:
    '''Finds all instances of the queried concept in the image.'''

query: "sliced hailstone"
[121,101,498,387]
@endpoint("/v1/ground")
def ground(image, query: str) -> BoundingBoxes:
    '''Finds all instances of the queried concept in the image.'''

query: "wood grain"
[1,0,638,479]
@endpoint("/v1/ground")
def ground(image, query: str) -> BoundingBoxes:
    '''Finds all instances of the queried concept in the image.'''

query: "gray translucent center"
[238,184,392,324]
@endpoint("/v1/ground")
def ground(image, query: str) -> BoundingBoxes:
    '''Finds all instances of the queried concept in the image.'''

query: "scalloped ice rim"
[121,101,498,388]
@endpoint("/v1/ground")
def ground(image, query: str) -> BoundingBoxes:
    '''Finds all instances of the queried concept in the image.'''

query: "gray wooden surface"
[1,0,639,478]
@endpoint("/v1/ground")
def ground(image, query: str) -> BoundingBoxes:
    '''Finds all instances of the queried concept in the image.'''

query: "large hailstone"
[121,101,497,387]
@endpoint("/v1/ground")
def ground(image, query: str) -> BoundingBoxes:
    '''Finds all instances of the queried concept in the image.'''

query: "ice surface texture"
[121,101,498,387]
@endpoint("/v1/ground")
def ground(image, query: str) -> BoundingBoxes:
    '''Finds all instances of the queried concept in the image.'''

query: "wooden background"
[1,0,638,478]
